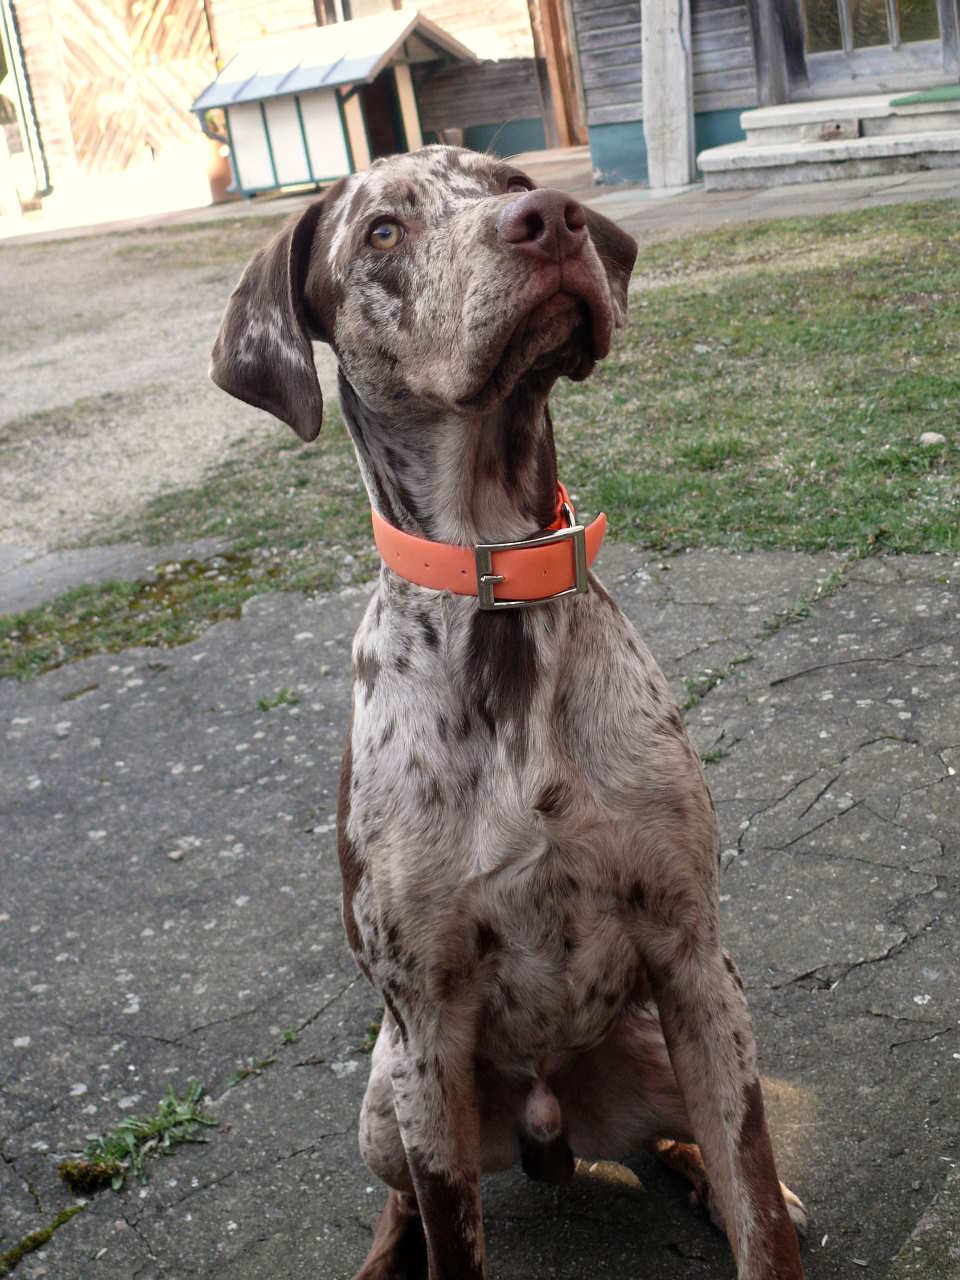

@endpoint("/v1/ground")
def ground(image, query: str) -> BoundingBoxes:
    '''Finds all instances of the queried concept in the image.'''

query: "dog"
[210,145,806,1280]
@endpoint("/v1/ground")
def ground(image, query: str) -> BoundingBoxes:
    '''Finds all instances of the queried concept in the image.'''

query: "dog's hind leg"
[358,1007,487,1278]
[644,941,806,1280]
[354,1190,427,1280]
[646,1136,807,1241]
[557,992,807,1252]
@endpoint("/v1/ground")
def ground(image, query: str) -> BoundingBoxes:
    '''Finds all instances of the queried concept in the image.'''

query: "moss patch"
[0,1204,84,1276]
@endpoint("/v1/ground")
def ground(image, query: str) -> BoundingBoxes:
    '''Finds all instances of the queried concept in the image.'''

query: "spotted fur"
[211,146,805,1280]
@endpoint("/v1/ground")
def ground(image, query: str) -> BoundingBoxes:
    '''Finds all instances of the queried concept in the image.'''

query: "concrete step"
[697,127,960,190]
[741,92,960,146]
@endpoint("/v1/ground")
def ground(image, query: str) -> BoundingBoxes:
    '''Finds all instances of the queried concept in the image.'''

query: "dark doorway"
[359,69,406,159]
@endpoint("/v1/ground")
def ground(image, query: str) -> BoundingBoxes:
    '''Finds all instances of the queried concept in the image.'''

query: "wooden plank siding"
[572,0,758,126]
[400,0,535,59]
[412,58,543,132]
[206,0,316,63]
[10,0,76,177]
[15,0,216,177]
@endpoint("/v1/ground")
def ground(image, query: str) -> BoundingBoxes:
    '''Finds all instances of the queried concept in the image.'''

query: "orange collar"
[370,484,606,611]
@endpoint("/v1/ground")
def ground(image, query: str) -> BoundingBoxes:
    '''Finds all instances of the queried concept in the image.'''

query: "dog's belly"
[472,857,647,1073]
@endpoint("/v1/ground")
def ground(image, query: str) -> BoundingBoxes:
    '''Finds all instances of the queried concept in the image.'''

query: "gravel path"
[0,222,338,554]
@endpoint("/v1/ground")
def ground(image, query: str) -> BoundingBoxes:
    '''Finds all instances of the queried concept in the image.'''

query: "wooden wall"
[413,57,542,132]
[10,0,75,176]
[14,0,216,177]
[572,0,758,126]
[401,0,534,59]
[14,0,539,182]
[206,0,317,63]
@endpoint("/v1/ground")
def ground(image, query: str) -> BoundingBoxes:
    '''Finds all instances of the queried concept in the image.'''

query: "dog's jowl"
[211,146,806,1280]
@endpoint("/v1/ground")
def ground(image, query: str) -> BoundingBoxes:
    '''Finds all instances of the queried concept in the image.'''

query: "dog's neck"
[338,369,560,547]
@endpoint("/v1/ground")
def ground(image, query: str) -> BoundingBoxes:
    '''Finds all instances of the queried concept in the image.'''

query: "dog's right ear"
[210,192,338,442]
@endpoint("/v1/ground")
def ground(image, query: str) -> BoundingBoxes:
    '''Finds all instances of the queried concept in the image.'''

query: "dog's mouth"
[457,267,614,411]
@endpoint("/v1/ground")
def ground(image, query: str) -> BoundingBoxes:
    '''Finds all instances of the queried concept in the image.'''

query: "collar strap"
[370,483,606,611]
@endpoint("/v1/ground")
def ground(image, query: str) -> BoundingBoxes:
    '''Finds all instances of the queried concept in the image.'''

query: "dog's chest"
[343,587,667,1064]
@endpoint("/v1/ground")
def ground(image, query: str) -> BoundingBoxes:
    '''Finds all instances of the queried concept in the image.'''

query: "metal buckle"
[474,509,588,611]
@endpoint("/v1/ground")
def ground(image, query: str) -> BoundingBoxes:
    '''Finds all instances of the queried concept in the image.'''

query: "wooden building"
[567,0,959,183]
[3,0,564,203]
[191,11,478,193]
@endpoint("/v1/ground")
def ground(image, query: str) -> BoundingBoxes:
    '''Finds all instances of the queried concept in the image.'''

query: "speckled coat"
[211,146,806,1280]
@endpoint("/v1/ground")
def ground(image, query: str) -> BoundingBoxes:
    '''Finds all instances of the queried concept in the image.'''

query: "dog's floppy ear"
[210,197,331,441]
[584,207,638,328]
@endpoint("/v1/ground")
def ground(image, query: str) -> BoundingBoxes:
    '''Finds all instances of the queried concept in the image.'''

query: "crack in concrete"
[295,974,362,1035]
[109,1029,185,1049]
[860,801,948,861]
[119,1200,157,1263]
[888,1025,959,1053]
[724,769,825,853]
[188,1003,265,1036]
[773,927,916,991]
[0,1145,43,1215]
[796,771,842,822]
[768,798,864,853]
[770,634,953,687]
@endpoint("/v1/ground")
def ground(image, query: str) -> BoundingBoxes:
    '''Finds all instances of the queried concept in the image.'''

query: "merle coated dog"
[210,145,806,1280]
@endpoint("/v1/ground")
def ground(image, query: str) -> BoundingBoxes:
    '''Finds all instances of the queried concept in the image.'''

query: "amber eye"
[370,221,403,250]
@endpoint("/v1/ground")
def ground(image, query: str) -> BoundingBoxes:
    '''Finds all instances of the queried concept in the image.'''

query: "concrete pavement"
[2,544,958,1278]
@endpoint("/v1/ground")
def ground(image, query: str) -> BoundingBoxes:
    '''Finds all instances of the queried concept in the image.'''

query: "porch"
[567,0,960,188]
[698,85,960,187]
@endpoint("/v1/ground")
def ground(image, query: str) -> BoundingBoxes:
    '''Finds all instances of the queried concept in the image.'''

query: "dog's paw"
[688,1184,727,1234]
[780,1181,808,1241]
[689,1175,807,1244]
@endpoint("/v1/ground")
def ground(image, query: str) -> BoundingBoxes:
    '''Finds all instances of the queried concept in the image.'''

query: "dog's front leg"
[389,1012,487,1280]
[648,943,804,1280]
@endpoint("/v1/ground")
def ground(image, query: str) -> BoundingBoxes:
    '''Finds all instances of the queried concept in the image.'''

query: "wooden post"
[527,0,564,147]
[641,0,694,187]
[527,0,588,147]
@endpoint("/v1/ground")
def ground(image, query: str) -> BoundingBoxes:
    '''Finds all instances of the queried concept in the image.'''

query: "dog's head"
[211,146,637,439]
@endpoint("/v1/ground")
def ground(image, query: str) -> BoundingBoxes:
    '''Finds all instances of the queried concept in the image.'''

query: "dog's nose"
[497,189,587,263]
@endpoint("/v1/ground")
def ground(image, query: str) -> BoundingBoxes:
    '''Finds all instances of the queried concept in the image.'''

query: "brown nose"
[497,189,587,263]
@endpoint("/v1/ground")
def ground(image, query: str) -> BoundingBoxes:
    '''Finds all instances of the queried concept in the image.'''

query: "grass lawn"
[2,199,957,678]
[555,200,959,554]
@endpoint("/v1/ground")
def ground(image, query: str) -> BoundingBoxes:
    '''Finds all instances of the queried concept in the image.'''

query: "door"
[795,0,960,94]
[359,68,406,159]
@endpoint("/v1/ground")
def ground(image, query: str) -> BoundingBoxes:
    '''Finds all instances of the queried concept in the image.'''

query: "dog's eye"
[370,221,404,251]
[506,176,533,193]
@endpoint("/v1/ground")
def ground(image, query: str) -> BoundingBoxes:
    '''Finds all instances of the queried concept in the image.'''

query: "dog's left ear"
[210,195,334,442]
[585,207,638,328]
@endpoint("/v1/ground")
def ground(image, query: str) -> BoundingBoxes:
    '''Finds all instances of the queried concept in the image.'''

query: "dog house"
[190,10,477,195]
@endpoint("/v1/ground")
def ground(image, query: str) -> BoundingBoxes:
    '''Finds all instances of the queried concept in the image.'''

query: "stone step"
[697,128,960,190]
[741,92,960,146]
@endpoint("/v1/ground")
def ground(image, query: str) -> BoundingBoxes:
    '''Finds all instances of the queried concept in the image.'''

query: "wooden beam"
[642,0,694,186]
[746,0,807,103]
[527,0,564,145]
[779,0,809,84]
[940,0,960,75]
[537,0,588,144]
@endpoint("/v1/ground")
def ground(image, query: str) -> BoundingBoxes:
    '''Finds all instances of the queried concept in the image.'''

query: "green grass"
[553,200,959,553]
[258,687,301,712]
[226,1056,277,1088]
[0,407,376,679]
[2,199,957,679]
[59,1082,217,1194]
